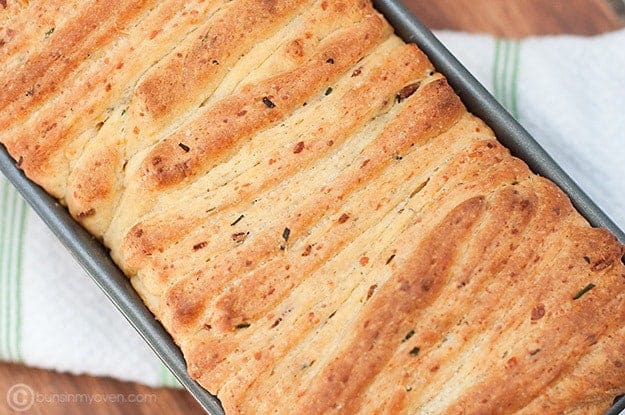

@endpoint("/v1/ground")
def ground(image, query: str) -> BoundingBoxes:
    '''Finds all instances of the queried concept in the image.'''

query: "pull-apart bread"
[2,0,625,413]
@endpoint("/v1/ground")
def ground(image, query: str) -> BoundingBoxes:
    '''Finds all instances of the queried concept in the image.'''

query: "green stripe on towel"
[161,363,182,388]
[492,38,521,118]
[0,178,27,361]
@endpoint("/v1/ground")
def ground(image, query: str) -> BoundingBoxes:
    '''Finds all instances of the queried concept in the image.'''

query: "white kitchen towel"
[1,28,624,388]
[0,179,181,387]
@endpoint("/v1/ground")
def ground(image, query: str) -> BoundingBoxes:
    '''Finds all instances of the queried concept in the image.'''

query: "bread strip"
[359,178,570,413]
[516,325,625,415]
[435,227,624,414]
[1,0,79,68]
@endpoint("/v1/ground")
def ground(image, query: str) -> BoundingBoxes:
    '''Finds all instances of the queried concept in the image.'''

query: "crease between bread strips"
[249,150,535,415]
[362,177,570,413]
[2,0,625,414]
[0,0,74,63]
[411,217,602,413]
[0,0,158,128]
[436,234,625,415]
[517,325,625,415]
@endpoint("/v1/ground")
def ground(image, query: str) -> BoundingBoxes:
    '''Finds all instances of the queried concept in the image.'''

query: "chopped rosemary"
[302,360,316,370]
[230,214,244,226]
[402,330,415,342]
[282,227,291,242]
[409,347,420,356]
[573,283,595,300]
[178,143,190,152]
[262,96,276,108]
[235,322,251,329]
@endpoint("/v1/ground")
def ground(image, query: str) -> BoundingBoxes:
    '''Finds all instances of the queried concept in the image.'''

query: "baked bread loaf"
[2,0,625,413]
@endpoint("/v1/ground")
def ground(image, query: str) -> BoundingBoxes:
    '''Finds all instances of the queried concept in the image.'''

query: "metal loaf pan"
[1,1,623,414]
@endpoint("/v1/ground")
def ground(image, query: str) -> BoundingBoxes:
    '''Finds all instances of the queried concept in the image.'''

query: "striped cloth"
[0,178,181,387]
[491,38,522,118]
[1,28,624,387]
[0,180,26,362]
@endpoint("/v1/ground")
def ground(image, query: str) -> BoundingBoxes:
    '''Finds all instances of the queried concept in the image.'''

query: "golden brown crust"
[2,1,625,414]
[209,77,463,332]
[517,325,625,415]
[135,0,318,120]
[436,226,625,415]
[0,0,155,127]
[182,116,508,400]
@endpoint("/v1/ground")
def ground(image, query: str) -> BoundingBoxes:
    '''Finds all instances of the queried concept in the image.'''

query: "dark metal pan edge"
[1,1,624,414]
